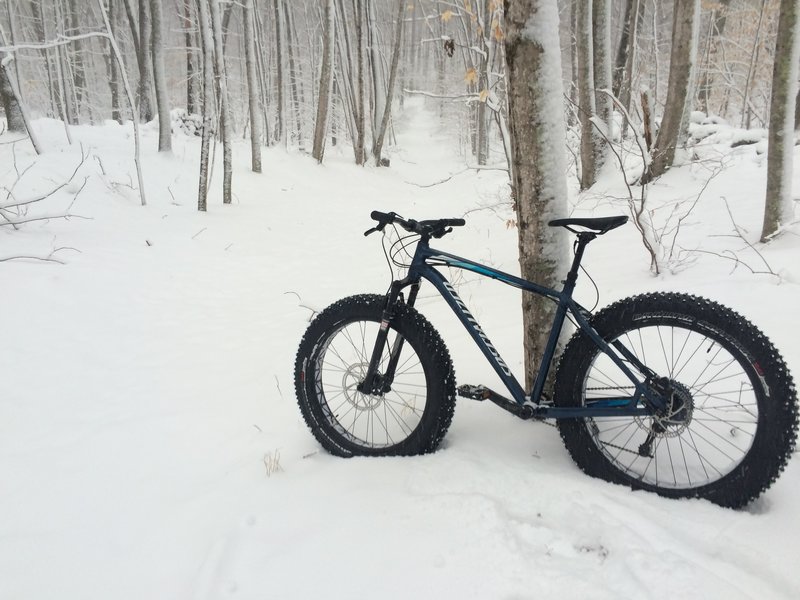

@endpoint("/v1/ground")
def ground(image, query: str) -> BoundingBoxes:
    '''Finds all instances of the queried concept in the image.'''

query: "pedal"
[457,384,490,401]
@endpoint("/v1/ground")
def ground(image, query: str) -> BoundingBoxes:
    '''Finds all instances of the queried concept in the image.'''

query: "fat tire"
[294,294,456,457]
[554,292,798,508]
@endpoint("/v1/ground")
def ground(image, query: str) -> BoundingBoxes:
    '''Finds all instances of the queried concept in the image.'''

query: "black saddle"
[548,215,628,234]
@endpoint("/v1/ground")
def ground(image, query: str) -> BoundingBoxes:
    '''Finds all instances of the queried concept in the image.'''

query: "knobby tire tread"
[294,294,456,457]
[554,292,798,508]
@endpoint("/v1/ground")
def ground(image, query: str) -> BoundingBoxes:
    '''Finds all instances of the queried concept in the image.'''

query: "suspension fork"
[357,281,420,395]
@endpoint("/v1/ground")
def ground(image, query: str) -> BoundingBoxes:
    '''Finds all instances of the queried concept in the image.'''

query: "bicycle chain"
[537,385,644,455]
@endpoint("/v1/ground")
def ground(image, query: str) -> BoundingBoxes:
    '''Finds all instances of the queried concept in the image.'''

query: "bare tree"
[353,0,367,165]
[150,0,171,152]
[576,0,601,189]
[373,0,403,166]
[209,0,233,204]
[196,0,215,211]
[645,0,700,182]
[505,0,570,386]
[0,61,25,133]
[762,0,800,241]
[243,0,262,172]
[273,0,285,143]
[312,0,335,163]
[613,0,642,114]
[136,0,155,121]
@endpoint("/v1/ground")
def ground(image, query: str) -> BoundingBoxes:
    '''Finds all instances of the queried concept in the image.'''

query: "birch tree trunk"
[312,0,335,162]
[762,0,800,241]
[209,0,233,204]
[150,0,171,152]
[243,0,262,172]
[354,0,367,165]
[373,0,403,166]
[505,0,570,387]
[196,0,215,211]
[645,0,699,182]
[108,0,123,123]
[273,0,285,143]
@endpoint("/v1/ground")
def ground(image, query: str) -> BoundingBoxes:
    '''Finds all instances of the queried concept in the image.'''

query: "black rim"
[313,320,428,449]
[583,322,759,490]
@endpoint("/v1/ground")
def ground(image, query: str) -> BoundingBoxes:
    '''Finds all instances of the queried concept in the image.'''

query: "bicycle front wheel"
[554,292,798,508]
[294,294,456,457]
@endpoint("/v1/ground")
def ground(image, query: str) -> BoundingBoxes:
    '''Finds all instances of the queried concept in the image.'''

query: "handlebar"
[365,210,465,239]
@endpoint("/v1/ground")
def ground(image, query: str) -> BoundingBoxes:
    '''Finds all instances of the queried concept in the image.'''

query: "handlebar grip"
[447,219,466,227]
[370,210,395,223]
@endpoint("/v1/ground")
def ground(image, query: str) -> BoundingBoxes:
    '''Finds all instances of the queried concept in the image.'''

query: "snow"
[2,99,800,599]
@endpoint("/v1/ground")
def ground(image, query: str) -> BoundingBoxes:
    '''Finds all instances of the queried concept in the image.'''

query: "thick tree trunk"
[150,0,171,152]
[312,0,335,162]
[373,0,403,166]
[762,0,800,241]
[243,0,262,172]
[645,0,699,182]
[505,0,570,388]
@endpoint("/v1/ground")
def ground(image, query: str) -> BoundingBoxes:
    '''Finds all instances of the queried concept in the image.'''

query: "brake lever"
[432,227,453,239]
[364,223,387,236]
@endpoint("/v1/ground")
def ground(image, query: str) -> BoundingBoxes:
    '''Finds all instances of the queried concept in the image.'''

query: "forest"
[2,1,800,599]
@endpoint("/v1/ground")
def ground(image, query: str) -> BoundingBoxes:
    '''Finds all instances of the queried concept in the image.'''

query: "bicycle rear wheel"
[295,294,456,456]
[554,292,798,508]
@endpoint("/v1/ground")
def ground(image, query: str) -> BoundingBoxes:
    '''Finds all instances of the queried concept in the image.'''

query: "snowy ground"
[2,101,799,599]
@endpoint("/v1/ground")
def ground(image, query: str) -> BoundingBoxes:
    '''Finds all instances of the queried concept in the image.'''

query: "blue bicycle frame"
[371,232,666,420]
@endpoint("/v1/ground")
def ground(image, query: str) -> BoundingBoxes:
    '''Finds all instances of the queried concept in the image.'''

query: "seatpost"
[562,231,596,296]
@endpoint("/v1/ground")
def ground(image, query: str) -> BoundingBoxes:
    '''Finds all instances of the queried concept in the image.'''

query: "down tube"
[421,267,527,403]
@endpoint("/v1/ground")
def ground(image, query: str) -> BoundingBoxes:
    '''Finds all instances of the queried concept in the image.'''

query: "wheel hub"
[343,363,384,411]
[652,378,694,436]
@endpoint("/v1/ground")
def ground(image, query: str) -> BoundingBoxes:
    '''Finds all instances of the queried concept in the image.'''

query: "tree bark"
[243,0,262,172]
[137,0,155,122]
[373,0,403,166]
[150,0,171,151]
[0,60,26,133]
[354,0,367,165]
[645,0,699,182]
[209,0,233,204]
[697,0,731,115]
[762,0,800,241]
[576,0,600,189]
[196,0,215,211]
[312,0,335,162]
[180,0,199,115]
[273,0,285,143]
[504,0,570,388]
[108,0,123,123]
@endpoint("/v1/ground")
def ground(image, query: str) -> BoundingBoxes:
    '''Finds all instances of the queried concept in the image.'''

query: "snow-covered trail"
[1,101,799,599]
